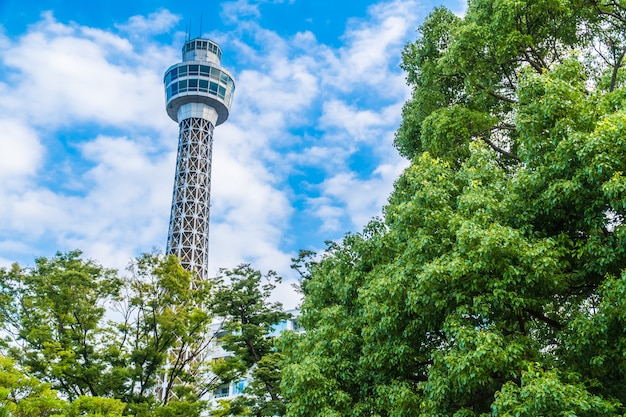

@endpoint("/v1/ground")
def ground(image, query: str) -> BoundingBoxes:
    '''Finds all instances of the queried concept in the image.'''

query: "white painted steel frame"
[166,117,214,282]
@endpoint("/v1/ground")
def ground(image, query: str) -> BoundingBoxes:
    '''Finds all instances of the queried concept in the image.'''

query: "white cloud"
[221,0,263,23]
[317,157,408,231]
[320,99,404,143]
[320,0,423,93]
[0,13,173,131]
[0,120,44,183]
[116,9,180,36]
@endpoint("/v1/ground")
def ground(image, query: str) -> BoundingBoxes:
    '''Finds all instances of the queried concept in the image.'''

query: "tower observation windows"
[183,39,223,61]
[165,64,235,106]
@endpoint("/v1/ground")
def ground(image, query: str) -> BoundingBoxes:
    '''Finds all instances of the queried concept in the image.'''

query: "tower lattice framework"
[166,118,214,280]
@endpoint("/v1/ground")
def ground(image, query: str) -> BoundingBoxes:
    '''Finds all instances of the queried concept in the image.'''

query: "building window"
[169,67,178,82]
[214,385,230,398]
[233,380,246,395]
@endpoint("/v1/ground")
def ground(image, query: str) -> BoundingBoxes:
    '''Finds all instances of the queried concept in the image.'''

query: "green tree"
[283,1,626,416]
[0,252,214,416]
[0,250,121,400]
[210,264,291,417]
[111,253,214,407]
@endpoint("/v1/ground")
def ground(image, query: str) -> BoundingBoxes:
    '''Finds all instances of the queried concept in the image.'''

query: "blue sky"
[0,0,465,308]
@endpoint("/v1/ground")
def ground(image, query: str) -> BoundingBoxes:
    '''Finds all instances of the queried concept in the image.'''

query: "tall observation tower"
[164,38,235,280]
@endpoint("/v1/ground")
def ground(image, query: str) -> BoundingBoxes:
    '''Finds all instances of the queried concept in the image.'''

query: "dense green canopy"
[282,1,626,416]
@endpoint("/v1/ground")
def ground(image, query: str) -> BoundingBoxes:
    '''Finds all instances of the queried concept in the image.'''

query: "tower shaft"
[166,117,214,281]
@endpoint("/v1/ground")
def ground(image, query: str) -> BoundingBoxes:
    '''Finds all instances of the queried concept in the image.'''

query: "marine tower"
[164,38,235,280]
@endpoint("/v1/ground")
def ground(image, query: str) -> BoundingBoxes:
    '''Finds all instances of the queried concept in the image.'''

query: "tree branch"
[524,308,564,330]
[479,136,521,161]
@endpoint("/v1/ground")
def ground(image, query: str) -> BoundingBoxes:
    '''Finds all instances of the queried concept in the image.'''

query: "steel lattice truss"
[166,117,214,282]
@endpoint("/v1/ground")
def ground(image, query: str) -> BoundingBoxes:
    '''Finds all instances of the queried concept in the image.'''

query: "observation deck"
[164,38,235,126]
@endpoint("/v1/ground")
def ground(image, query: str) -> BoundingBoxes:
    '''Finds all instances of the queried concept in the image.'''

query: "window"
[178,66,187,77]
[209,68,220,80]
[199,79,208,92]
[178,80,187,93]
[209,81,218,94]
[200,65,210,77]
[233,381,246,395]
[169,67,178,82]
[188,65,199,76]
[171,83,178,96]
[188,79,198,90]
[220,72,229,84]
[214,385,229,398]
[218,85,226,99]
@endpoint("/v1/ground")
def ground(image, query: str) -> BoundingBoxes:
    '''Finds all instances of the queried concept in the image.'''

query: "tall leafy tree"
[283,1,626,416]
[0,250,121,400]
[210,264,291,417]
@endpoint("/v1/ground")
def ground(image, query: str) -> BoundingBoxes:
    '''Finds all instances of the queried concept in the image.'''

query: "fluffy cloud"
[0,120,43,183]
[116,9,180,36]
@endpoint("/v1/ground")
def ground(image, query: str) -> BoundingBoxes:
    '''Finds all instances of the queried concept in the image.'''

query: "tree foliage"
[283,1,626,416]
[0,251,215,416]
[210,264,291,417]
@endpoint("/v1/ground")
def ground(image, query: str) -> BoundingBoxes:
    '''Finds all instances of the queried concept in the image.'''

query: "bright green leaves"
[0,250,120,400]
[65,396,126,417]
[517,60,590,165]
[0,356,66,417]
[396,7,463,160]
[422,322,532,416]
[491,365,619,417]
[421,107,497,165]
[560,271,626,405]
[210,265,291,417]
[0,252,216,416]
[0,355,127,417]
[116,254,213,406]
